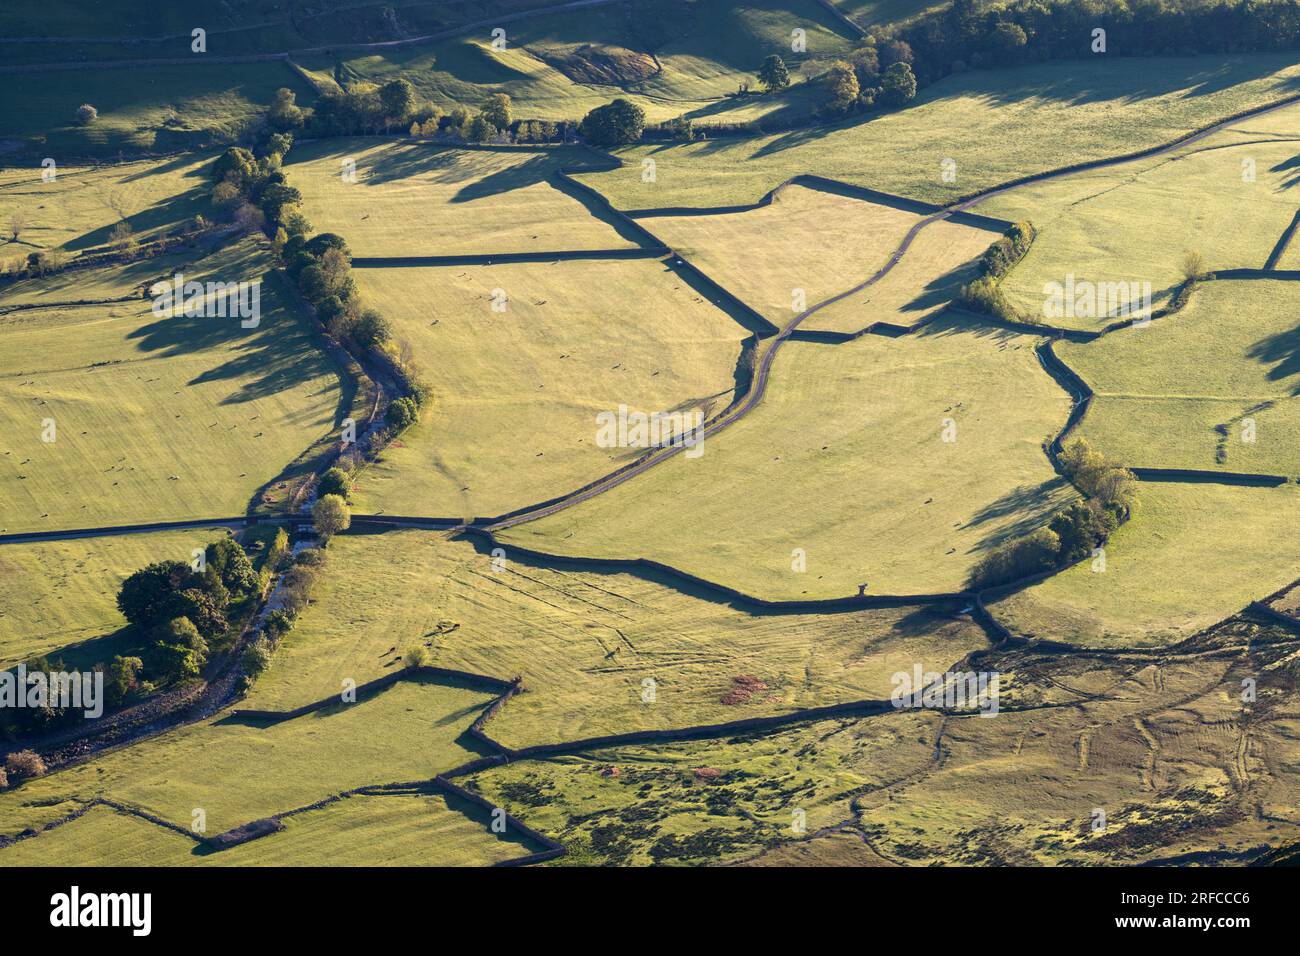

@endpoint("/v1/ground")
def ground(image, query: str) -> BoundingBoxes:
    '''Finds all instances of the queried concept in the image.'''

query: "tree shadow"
[967,477,1074,553]
[1247,318,1300,394]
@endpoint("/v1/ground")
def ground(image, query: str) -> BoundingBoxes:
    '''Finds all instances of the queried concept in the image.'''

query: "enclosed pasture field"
[573,54,1300,211]
[501,321,1075,599]
[989,482,1300,648]
[242,528,990,747]
[0,239,346,534]
[1055,278,1300,474]
[0,527,231,668]
[349,257,749,519]
[288,140,643,257]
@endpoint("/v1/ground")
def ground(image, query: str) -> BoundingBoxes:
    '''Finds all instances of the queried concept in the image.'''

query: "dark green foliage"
[878,62,917,107]
[350,308,390,349]
[206,538,259,597]
[386,397,420,430]
[579,99,646,148]
[979,222,1036,280]
[1049,500,1118,564]
[968,527,1061,589]
[116,561,198,627]
[317,466,351,500]
[757,54,790,92]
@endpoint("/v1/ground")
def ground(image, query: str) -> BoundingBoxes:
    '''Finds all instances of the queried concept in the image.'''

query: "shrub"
[0,767,7,789]
[351,309,391,349]
[105,655,145,707]
[404,645,430,668]
[1058,438,1138,514]
[76,104,98,125]
[241,636,273,677]
[878,62,917,107]
[317,466,351,500]
[820,60,859,115]
[5,750,46,782]
[968,527,1061,589]
[386,396,420,431]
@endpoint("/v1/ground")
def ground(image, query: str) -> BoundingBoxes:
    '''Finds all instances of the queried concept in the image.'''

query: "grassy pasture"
[0,153,214,257]
[242,528,990,746]
[802,217,999,334]
[0,528,229,668]
[349,257,747,519]
[572,54,1300,210]
[990,482,1300,648]
[1055,279,1300,474]
[0,676,495,837]
[298,0,857,126]
[0,61,313,159]
[639,184,922,322]
[0,792,534,866]
[0,239,345,533]
[980,121,1300,328]
[501,319,1075,599]
[288,140,638,257]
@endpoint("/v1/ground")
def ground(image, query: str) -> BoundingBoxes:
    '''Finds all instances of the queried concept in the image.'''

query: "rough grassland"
[0,239,345,533]
[572,55,1300,210]
[502,320,1075,599]
[466,712,940,865]
[801,218,1000,334]
[1055,279,1300,474]
[0,677,495,837]
[980,113,1300,328]
[350,258,746,519]
[0,528,229,667]
[991,482,1300,648]
[639,185,922,322]
[0,154,214,256]
[242,528,989,746]
[0,793,533,866]
[289,141,639,257]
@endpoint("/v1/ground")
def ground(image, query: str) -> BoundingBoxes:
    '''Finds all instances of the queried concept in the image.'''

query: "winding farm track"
[487,90,1300,534]
[7,89,1300,867]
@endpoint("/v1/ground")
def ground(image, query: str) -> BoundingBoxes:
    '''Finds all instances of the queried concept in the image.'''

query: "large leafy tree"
[757,54,791,92]
[579,99,646,148]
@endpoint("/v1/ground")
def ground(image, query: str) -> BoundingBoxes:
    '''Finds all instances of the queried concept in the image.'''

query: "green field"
[0,153,214,258]
[979,107,1300,328]
[0,239,345,533]
[0,676,495,837]
[1055,279,1300,474]
[0,61,314,158]
[802,216,1000,334]
[0,527,230,667]
[350,257,747,519]
[0,792,536,866]
[990,482,1300,648]
[638,184,923,321]
[573,54,1300,210]
[289,140,638,256]
[242,528,989,746]
[501,320,1075,599]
